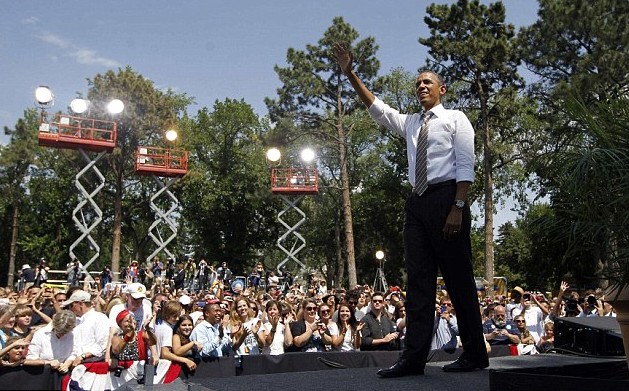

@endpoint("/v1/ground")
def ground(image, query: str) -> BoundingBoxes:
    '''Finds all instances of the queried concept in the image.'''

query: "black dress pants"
[401,180,487,367]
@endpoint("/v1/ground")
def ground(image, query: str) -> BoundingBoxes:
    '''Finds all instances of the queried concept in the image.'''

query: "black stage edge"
[489,355,629,391]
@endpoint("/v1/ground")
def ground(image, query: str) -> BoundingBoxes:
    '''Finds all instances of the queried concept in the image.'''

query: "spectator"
[191,302,232,359]
[514,314,538,355]
[0,336,29,366]
[64,290,109,366]
[360,292,399,351]
[10,304,36,341]
[34,260,49,287]
[578,291,603,317]
[393,301,407,350]
[100,267,113,289]
[262,300,292,355]
[483,305,520,346]
[111,309,158,365]
[24,310,77,374]
[335,303,362,352]
[18,264,37,292]
[512,292,545,344]
[537,322,554,353]
[432,295,458,353]
[286,299,326,352]
[230,298,265,356]
[156,300,196,371]
[66,261,83,287]
[172,314,202,363]
[506,286,524,321]
[173,263,186,291]
[317,303,338,350]
[0,305,16,348]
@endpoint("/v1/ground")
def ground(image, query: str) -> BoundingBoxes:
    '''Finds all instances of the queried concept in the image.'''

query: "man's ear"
[439,84,447,96]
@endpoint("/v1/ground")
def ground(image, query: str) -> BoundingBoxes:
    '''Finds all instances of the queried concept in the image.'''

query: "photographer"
[577,291,604,318]
[483,305,521,346]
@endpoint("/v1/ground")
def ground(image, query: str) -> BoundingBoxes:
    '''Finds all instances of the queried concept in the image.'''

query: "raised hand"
[333,43,353,75]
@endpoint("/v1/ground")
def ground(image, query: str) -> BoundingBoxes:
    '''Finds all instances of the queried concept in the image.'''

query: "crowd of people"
[1,255,619,384]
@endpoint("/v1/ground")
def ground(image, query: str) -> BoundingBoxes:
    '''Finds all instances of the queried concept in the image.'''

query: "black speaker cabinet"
[554,316,625,356]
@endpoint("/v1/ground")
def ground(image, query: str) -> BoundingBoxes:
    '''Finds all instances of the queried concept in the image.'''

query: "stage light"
[35,86,54,106]
[70,98,90,114]
[300,148,315,163]
[165,129,178,142]
[107,99,125,114]
[375,250,385,260]
[266,148,281,163]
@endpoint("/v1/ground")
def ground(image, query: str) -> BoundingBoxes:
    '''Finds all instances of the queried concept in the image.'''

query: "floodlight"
[300,148,315,163]
[70,98,90,114]
[165,129,178,142]
[266,148,281,163]
[375,250,385,260]
[107,99,125,114]
[35,86,54,105]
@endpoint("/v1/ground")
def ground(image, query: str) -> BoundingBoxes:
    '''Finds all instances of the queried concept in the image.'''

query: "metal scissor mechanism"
[146,177,180,264]
[68,149,106,273]
[276,195,308,272]
[37,112,118,277]
[270,167,319,274]
[134,146,189,264]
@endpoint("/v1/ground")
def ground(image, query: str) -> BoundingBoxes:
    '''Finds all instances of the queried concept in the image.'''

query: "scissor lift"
[38,113,117,276]
[270,167,319,274]
[135,147,189,265]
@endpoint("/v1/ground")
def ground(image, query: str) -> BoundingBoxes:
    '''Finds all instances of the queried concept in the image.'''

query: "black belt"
[415,179,456,196]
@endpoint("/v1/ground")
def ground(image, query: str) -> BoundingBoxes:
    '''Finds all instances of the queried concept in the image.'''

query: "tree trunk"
[335,207,345,288]
[7,204,19,287]
[479,82,495,299]
[337,126,357,288]
[111,160,123,280]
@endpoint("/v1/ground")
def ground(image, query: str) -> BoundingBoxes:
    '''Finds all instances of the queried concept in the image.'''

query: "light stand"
[373,250,389,293]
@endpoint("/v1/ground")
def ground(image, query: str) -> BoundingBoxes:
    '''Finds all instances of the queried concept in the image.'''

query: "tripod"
[373,262,388,293]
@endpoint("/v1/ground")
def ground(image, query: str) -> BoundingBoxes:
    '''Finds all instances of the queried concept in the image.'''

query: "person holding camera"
[431,295,458,353]
[578,291,604,318]
[511,291,545,344]
[483,305,521,346]
[286,299,326,352]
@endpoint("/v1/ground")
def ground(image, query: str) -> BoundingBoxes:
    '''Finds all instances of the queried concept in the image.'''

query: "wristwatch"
[80,353,87,361]
[454,200,465,210]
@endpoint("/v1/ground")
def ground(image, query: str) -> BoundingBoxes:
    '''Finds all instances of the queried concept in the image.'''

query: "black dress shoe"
[377,358,425,378]
[442,355,489,372]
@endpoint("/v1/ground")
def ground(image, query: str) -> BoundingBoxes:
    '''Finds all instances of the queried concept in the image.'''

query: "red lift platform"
[270,167,319,195]
[38,114,117,152]
[134,146,189,177]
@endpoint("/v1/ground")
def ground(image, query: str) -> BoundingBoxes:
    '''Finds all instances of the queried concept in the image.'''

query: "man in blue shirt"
[190,301,231,358]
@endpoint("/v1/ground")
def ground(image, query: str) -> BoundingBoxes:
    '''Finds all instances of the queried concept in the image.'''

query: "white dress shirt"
[73,308,109,358]
[26,323,76,361]
[368,98,475,187]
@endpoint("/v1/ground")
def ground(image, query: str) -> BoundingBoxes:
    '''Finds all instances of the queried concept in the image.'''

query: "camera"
[522,293,531,301]
[113,366,124,377]
[440,305,448,313]
[586,295,597,305]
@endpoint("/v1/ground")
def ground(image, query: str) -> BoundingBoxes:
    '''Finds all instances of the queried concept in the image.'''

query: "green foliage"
[179,99,277,274]
[518,0,629,105]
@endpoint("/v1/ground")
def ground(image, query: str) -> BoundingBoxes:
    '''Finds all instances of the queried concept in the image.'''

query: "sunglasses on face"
[372,299,383,303]
[305,306,317,311]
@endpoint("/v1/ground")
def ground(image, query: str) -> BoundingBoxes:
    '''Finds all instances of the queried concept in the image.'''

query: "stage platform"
[186,354,628,391]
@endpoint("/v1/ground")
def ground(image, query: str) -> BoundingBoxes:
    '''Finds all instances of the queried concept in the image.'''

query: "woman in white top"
[24,310,76,373]
[335,304,362,351]
[262,300,292,355]
[230,298,265,356]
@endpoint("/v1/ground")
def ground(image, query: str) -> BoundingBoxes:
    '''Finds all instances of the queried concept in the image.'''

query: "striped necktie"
[414,112,433,195]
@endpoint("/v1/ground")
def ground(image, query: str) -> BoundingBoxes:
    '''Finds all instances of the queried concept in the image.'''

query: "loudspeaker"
[554,316,625,356]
